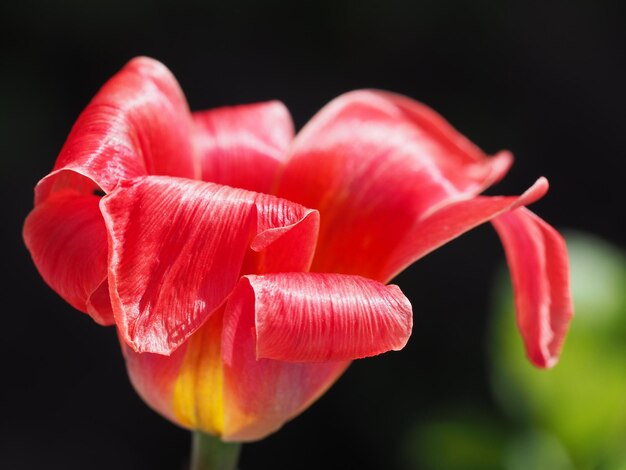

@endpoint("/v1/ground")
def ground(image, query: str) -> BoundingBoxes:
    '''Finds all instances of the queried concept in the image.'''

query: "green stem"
[190,431,242,470]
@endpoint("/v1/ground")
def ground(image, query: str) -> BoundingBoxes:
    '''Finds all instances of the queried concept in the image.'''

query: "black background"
[1,1,624,469]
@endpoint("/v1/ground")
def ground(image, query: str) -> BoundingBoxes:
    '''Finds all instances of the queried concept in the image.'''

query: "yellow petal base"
[173,311,225,436]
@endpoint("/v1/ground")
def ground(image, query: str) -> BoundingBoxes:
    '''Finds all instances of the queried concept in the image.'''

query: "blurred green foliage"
[400,410,505,470]
[492,232,626,468]
[401,232,626,469]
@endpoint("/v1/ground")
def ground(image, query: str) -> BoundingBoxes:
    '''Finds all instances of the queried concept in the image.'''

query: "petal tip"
[491,149,514,173]
[516,177,550,207]
[127,56,168,74]
[529,351,559,369]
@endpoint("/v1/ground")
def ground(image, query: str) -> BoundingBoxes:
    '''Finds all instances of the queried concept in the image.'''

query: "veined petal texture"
[23,189,112,324]
[223,273,412,363]
[35,57,197,204]
[101,176,319,355]
[277,90,513,280]
[193,101,294,194]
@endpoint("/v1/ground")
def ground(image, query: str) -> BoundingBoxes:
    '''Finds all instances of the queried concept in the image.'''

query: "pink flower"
[23,57,573,441]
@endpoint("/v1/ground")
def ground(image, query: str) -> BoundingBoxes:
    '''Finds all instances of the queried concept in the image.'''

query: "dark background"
[1,1,624,469]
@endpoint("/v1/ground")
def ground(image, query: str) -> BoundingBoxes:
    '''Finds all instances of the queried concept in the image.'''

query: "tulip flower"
[23,57,572,450]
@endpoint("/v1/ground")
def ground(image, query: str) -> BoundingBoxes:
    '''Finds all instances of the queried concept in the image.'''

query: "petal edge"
[492,208,574,368]
[222,273,413,363]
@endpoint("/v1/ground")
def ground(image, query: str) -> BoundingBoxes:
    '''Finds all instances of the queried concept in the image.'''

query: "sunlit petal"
[223,273,412,363]
[35,57,197,204]
[102,176,319,355]
[276,90,513,279]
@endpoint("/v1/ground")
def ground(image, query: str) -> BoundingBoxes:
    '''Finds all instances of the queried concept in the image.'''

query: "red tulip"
[23,57,572,441]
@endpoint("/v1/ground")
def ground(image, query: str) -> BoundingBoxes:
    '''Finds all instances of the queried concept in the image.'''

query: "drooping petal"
[491,208,574,368]
[276,89,513,279]
[23,189,113,324]
[223,273,412,363]
[35,57,197,204]
[193,101,294,193]
[101,176,319,355]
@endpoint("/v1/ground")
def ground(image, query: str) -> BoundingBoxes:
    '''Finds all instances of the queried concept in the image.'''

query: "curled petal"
[101,176,319,355]
[215,273,411,440]
[102,176,254,355]
[35,57,197,204]
[221,283,349,440]
[381,177,548,281]
[23,189,112,324]
[193,101,294,193]
[242,194,319,275]
[223,273,413,363]
[276,89,513,279]
[492,208,574,368]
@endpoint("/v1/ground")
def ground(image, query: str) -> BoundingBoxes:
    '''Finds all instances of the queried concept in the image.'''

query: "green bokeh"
[490,232,626,468]
[402,232,626,470]
[400,410,505,470]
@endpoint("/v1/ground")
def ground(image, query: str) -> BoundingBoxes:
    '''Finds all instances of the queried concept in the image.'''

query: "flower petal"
[35,57,197,204]
[120,335,187,426]
[276,90,513,279]
[381,177,549,282]
[123,301,349,442]
[101,176,319,355]
[221,281,349,440]
[85,280,115,325]
[214,272,411,441]
[491,208,574,368]
[223,355,348,442]
[193,101,294,193]
[169,309,226,435]
[102,176,254,355]
[23,189,113,324]
[120,309,225,435]
[242,193,319,275]
[223,273,413,363]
